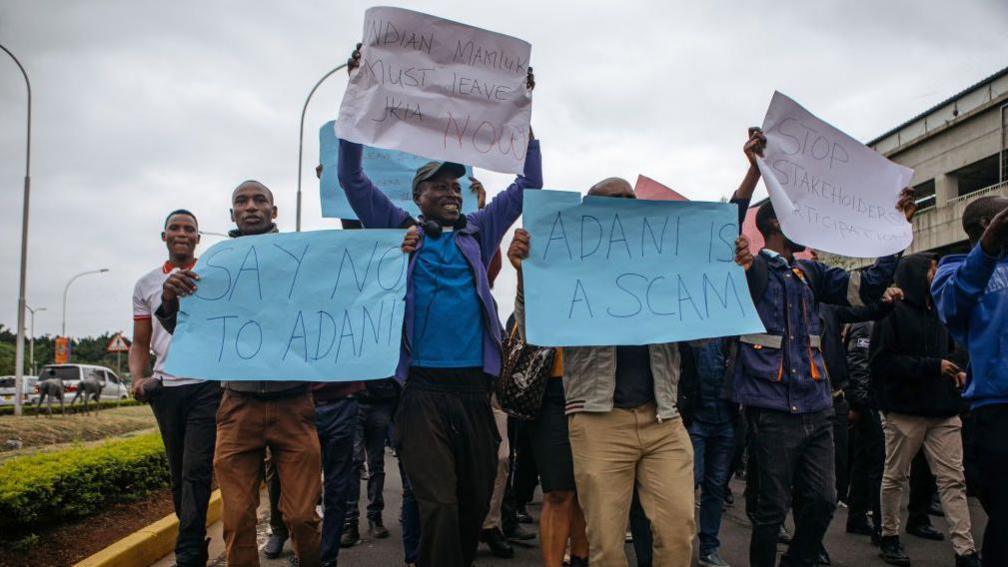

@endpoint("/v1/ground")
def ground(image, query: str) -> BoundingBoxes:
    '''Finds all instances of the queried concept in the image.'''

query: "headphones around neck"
[419,215,467,238]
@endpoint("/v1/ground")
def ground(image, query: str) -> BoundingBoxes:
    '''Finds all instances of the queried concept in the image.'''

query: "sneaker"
[480,527,514,558]
[340,523,360,548]
[906,523,944,541]
[698,550,731,567]
[817,546,832,565]
[516,506,534,524]
[369,518,390,539]
[879,535,911,567]
[263,533,288,559]
[568,556,588,567]
[846,518,875,536]
[955,552,980,567]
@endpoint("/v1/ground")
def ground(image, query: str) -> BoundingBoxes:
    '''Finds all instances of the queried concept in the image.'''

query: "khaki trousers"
[881,412,975,555]
[214,390,322,566]
[483,403,510,530]
[569,404,695,567]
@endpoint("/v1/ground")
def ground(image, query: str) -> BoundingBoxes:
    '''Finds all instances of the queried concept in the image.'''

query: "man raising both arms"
[131,209,221,567]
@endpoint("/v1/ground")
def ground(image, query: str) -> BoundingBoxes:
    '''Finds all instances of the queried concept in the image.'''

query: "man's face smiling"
[231,182,277,235]
[162,214,200,259]
[415,170,463,225]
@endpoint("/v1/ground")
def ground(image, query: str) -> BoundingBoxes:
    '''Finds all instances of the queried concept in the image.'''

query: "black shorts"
[528,378,576,493]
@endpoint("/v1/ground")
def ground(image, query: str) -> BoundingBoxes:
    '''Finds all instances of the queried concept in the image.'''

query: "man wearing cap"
[336,102,540,567]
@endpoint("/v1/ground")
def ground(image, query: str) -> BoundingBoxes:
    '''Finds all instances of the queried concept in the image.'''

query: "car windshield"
[0,378,14,388]
[39,366,79,381]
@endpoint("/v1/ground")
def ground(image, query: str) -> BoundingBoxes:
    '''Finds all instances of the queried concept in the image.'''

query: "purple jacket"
[337,139,543,381]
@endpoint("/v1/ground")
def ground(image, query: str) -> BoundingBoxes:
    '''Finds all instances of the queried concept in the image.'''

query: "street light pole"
[296,63,347,232]
[61,269,110,357]
[2,43,32,417]
[24,305,45,376]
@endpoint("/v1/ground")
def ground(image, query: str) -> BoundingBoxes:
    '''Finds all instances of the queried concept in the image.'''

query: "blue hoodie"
[931,244,1008,409]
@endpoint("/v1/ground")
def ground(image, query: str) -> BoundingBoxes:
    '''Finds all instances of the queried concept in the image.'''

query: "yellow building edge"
[74,489,222,567]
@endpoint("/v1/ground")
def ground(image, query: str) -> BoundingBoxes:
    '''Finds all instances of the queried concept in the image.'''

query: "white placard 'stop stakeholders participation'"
[757,92,915,258]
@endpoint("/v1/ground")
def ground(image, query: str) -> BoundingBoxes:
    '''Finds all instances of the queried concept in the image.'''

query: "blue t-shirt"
[411,230,484,367]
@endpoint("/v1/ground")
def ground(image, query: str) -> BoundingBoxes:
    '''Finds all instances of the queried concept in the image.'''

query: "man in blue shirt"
[931,195,1008,567]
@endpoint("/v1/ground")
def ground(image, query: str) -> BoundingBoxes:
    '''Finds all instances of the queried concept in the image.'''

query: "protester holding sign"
[156,181,323,566]
[510,178,707,567]
[130,209,220,567]
[730,129,917,566]
[337,47,541,565]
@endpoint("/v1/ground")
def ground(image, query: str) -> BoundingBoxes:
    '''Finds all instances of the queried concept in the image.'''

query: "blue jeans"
[316,399,359,565]
[688,420,735,555]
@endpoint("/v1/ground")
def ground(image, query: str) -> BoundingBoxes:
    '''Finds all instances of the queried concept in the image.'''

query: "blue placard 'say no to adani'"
[163,230,407,381]
[522,190,765,346]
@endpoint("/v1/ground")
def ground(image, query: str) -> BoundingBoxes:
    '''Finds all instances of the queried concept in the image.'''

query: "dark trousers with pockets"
[748,407,836,567]
[847,408,884,529]
[974,403,1008,566]
[150,381,221,567]
[346,400,394,526]
[316,398,359,565]
[397,369,499,567]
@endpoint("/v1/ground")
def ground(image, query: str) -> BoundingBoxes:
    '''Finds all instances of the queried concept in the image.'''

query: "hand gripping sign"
[757,92,914,258]
[335,7,533,175]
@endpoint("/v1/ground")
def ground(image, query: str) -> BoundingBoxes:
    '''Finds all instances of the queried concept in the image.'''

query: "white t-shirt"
[132,262,202,387]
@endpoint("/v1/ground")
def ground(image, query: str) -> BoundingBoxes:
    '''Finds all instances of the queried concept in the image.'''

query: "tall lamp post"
[62,269,110,359]
[24,305,45,375]
[296,63,347,232]
[2,43,32,417]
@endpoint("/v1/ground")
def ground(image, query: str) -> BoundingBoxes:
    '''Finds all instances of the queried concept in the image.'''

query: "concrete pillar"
[935,174,959,207]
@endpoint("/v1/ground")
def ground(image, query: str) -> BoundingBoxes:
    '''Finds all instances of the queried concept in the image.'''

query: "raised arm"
[468,137,543,262]
[336,140,411,229]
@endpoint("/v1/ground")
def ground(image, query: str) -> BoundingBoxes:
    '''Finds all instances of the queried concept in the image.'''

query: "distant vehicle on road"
[0,375,39,405]
[37,364,129,401]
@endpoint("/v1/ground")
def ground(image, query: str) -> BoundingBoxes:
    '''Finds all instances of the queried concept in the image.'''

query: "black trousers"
[346,400,395,526]
[397,369,499,567]
[847,408,884,529]
[832,397,850,503]
[317,398,359,564]
[973,403,1008,567]
[150,381,221,567]
[748,407,836,567]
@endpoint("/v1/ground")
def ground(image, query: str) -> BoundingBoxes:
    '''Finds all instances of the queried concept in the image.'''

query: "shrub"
[0,432,169,534]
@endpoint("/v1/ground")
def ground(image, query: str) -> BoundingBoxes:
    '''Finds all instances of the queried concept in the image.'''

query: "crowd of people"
[127,53,1008,567]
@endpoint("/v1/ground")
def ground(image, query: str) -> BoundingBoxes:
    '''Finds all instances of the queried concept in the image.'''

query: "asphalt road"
[158,449,986,566]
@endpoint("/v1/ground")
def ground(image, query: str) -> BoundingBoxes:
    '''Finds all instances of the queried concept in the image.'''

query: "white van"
[37,364,129,401]
[0,375,39,405]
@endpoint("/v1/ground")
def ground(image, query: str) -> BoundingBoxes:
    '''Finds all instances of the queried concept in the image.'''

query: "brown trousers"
[214,390,322,566]
[568,403,695,567]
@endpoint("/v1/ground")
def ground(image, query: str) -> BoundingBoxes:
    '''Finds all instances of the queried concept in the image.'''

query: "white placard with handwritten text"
[757,92,914,258]
[336,7,532,175]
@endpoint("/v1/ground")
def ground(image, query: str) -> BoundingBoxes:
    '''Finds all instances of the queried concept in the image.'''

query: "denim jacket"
[732,250,898,414]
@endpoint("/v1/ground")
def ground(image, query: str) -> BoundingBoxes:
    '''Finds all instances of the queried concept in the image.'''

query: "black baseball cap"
[412,161,467,196]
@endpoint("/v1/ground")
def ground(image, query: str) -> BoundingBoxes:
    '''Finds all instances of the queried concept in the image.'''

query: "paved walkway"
[156,450,987,566]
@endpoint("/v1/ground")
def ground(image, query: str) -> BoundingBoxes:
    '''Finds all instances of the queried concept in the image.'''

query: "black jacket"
[678,339,738,426]
[846,320,876,411]
[869,253,966,417]
[819,302,893,393]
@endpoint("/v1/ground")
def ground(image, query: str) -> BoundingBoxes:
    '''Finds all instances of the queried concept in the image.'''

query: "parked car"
[0,375,39,405]
[36,364,129,401]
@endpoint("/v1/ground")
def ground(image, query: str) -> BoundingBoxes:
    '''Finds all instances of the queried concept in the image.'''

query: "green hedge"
[0,399,142,416]
[0,432,169,533]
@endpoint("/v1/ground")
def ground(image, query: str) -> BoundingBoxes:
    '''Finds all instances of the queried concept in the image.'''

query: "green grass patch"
[0,432,169,534]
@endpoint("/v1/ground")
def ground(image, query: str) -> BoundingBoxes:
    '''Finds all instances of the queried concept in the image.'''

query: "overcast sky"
[1,0,1006,341]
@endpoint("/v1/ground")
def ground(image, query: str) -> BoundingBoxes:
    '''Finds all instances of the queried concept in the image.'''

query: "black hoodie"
[869,253,966,417]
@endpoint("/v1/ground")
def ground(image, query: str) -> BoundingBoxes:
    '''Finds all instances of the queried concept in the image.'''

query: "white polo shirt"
[132,261,202,387]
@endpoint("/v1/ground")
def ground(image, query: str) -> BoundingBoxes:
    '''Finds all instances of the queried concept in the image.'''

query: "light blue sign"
[319,121,477,220]
[163,230,408,381]
[522,190,765,346]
